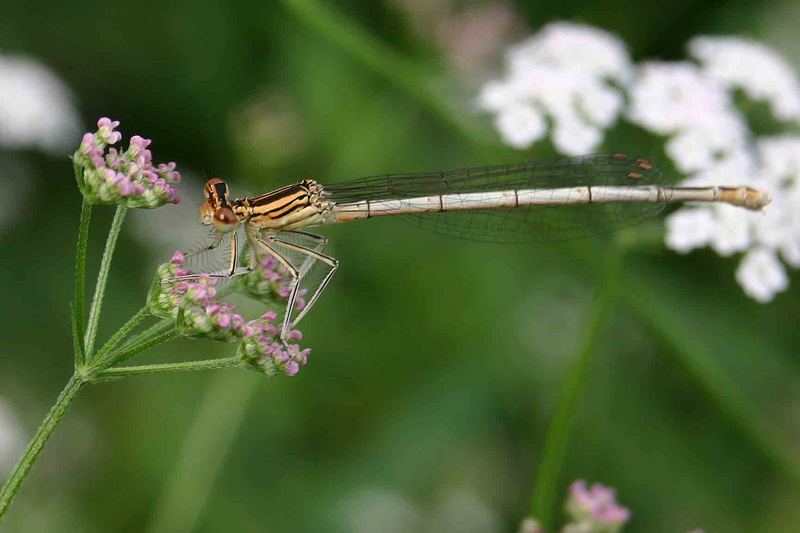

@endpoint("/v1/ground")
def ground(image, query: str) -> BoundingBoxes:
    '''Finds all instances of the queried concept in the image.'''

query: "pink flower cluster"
[566,480,630,531]
[148,250,311,376]
[176,273,245,343]
[236,251,307,310]
[74,117,181,208]
[239,311,310,376]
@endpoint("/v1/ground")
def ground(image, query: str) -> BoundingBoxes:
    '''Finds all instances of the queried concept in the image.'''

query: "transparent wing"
[323,153,666,243]
[246,230,337,328]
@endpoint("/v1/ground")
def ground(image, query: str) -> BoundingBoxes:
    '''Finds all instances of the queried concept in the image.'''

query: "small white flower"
[628,62,748,172]
[736,249,789,302]
[0,54,80,153]
[481,26,800,302]
[494,103,546,149]
[690,37,800,121]
[665,208,717,253]
[479,22,631,155]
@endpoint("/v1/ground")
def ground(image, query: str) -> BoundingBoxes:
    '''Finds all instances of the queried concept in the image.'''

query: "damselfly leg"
[249,226,338,340]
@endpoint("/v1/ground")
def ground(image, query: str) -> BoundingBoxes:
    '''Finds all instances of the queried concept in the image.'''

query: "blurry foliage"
[0,0,798,531]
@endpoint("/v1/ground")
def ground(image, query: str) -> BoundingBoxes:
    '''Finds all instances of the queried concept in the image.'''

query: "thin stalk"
[530,251,623,527]
[0,375,84,519]
[147,372,260,533]
[72,199,92,367]
[84,205,128,360]
[88,306,151,371]
[104,327,178,368]
[95,357,240,379]
[114,318,173,355]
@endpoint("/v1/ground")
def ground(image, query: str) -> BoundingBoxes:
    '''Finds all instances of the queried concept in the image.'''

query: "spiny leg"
[251,235,302,340]
[267,234,339,330]
[274,230,329,279]
[167,231,242,283]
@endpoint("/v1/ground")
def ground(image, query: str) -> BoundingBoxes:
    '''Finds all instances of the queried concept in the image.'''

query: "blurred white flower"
[736,248,789,302]
[478,22,631,154]
[627,62,748,173]
[482,25,800,302]
[0,54,81,153]
[0,397,25,476]
[689,37,800,121]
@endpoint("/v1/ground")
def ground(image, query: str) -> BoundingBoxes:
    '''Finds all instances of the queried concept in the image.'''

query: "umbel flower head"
[236,250,308,310]
[481,25,800,302]
[148,250,311,376]
[73,117,181,208]
[239,311,310,377]
[564,480,630,533]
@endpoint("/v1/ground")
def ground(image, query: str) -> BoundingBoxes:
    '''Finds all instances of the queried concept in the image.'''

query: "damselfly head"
[199,178,239,232]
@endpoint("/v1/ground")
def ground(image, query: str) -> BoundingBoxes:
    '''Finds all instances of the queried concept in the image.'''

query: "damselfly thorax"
[181,153,771,342]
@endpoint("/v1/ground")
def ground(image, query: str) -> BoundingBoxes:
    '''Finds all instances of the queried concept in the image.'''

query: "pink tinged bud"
[174,268,188,277]
[80,133,96,154]
[90,150,106,168]
[232,314,244,329]
[217,313,231,328]
[243,323,256,337]
[286,329,302,341]
[97,117,120,129]
[206,303,221,315]
[116,176,132,196]
[262,311,278,322]
[284,361,300,376]
[132,183,145,195]
[568,480,630,526]
[129,135,152,150]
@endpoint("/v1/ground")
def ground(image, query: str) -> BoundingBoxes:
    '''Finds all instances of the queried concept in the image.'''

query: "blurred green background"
[1,0,799,531]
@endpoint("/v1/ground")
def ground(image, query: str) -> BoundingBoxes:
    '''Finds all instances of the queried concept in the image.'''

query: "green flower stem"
[147,372,260,533]
[278,0,492,151]
[72,198,92,368]
[530,250,624,527]
[94,357,241,379]
[104,326,177,368]
[620,275,800,482]
[84,205,128,360]
[0,375,84,519]
[114,318,173,354]
[87,306,151,371]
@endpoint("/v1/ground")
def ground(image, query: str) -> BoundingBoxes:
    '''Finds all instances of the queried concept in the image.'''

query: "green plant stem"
[147,372,260,533]
[0,375,84,520]
[278,0,491,151]
[106,326,178,368]
[84,205,128,359]
[72,199,92,367]
[530,250,624,527]
[88,306,151,370]
[95,357,241,379]
[620,275,800,482]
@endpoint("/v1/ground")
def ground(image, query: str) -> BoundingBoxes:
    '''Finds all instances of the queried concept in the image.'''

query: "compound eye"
[212,206,238,233]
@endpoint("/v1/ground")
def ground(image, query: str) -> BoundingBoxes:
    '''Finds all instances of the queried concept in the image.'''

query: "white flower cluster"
[481,26,800,302]
[0,54,80,153]
[478,22,631,155]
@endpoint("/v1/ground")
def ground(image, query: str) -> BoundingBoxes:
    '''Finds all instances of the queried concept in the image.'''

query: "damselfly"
[180,153,770,341]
